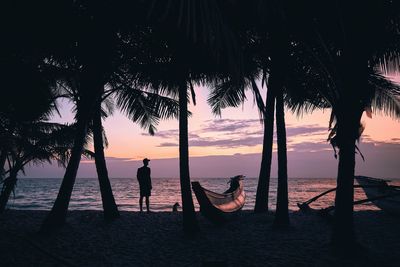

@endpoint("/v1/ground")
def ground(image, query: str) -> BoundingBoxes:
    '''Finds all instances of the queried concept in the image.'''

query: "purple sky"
[21,79,400,179]
[24,140,400,178]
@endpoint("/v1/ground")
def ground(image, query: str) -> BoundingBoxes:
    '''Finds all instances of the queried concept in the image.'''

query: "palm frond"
[101,97,115,118]
[368,73,400,118]
[207,78,247,116]
[189,80,196,106]
[250,78,265,120]
[115,86,180,135]
[82,149,95,160]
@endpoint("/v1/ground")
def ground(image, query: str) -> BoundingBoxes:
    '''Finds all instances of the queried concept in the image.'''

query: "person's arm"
[149,169,152,189]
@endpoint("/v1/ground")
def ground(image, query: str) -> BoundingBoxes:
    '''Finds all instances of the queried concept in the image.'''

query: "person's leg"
[145,196,150,212]
[139,196,143,212]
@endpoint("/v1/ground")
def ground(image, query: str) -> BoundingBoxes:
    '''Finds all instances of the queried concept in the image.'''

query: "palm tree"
[38,1,107,229]
[179,77,198,233]
[126,52,200,233]
[92,98,120,221]
[0,122,84,213]
[0,151,6,182]
[92,82,180,222]
[36,0,192,230]
[41,73,102,230]
[0,55,78,213]
[208,2,292,226]
[254,79,275,213]
[42,63,180,228]
[267,5,291,227]
[52,83,121,223]
[40,1,138,228]
[0,38,64,212]
[136,0,244,234]
[273,84,289,226]
[40,6,183,228]
[283,0,400,249]
[208,1,343,227]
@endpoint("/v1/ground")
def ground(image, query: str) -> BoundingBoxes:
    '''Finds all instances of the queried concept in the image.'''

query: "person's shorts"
[140,188,151,197]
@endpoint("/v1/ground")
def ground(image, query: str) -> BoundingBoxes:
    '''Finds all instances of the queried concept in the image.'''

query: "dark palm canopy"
[1,0,400,252]
[0,50,85,213]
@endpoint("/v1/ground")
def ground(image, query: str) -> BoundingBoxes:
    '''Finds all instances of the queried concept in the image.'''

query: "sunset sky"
[25,76,400,179]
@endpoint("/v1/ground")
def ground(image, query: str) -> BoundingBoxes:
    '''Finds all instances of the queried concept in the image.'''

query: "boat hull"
[355,176,400,216]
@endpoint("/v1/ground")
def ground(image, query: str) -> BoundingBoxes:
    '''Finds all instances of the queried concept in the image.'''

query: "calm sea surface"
[8,177,400,212]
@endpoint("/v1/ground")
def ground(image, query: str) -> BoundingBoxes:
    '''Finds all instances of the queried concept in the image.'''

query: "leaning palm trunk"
[254,80,276,213]
[41,114,89,230]
[178,80,198,234]
[0,168,18,213]
[93,103,120,221]
[273,88,290,227]
[0,152,6,181]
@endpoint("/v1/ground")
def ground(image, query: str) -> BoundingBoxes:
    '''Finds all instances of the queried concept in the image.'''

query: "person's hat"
[143,158,150,163]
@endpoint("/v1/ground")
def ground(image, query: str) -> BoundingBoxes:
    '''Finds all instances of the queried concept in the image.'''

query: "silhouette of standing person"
[137,158,152,212]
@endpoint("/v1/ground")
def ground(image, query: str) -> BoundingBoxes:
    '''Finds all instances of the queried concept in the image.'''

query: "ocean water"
[7,177,399,212]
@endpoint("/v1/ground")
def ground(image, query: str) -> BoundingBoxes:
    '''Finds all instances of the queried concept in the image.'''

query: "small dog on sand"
[172,202,180,212]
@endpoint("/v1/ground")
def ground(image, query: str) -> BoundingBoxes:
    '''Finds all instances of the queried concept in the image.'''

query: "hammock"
[191,175,245,223]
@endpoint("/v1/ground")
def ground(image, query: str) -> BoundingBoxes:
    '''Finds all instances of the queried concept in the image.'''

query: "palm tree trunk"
[273,88,290,227]
[0,151,6,181]
[331,110,363,248]
[254,79,276,213]
[178,80,198,234]
[332,137,355,246]
[41,114,89,230]
[93,102,120,221]
[0,167,18,213]
[331,49,366,249]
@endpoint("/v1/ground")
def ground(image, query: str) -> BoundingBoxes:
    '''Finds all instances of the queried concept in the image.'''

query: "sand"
[0,210,399,267]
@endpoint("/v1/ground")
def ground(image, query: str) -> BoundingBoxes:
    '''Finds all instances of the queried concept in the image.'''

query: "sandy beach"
[0,210,399,267]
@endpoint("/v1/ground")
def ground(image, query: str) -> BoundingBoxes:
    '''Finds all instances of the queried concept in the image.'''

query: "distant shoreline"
[17,177,340,181]
[18,176,400,180]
